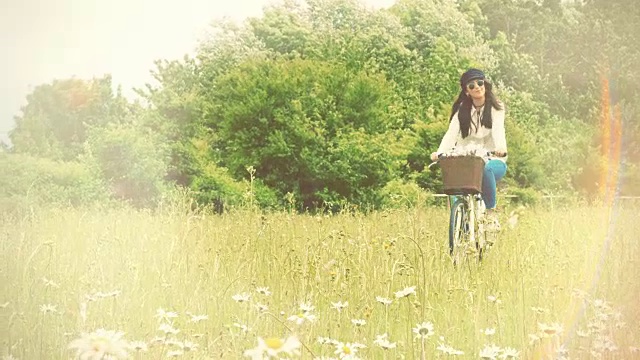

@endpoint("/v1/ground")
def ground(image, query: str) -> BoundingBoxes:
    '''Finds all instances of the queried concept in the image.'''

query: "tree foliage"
[10,75,130,161]
[4,0,639,209]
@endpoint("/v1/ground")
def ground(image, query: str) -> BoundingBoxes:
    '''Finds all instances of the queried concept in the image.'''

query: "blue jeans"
[482,160,507,209]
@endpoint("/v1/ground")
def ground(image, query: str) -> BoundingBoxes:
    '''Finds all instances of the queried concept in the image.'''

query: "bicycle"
[428,152,506,265]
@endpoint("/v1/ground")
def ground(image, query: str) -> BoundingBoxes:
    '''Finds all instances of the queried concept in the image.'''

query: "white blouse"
[436,103,508,162]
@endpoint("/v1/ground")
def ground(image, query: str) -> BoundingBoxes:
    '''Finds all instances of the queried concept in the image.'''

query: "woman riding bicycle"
[430,68,508,229]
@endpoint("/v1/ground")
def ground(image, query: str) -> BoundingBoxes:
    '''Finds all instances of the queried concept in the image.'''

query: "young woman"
[430,68,508,228]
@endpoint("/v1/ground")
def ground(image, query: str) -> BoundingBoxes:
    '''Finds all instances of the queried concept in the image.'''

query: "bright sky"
[0,0,396,143]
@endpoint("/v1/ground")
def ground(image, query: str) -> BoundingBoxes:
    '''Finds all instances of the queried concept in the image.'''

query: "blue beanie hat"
[460,68,486,88]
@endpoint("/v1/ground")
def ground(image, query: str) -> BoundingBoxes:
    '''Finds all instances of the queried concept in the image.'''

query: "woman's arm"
[491,106,507,153]
[437,112,461,154]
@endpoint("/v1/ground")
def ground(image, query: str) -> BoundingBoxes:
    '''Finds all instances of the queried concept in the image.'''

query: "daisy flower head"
[501,347,520,359]
[375,296,393,306]
[68,329,129,360]
[158,323,180,336]
[256,287,271,296]
[334,342,365,359]
[413,322,435,339]
[351,319,366,327]
[244,335,301,359]
[155,308,178,323]
[255,303,269,313]
[530,307,548,315]
[150,336,166,345]
[166,349,184,357]
[39,304,58,314]
[102,290,121,298]
[331,301,348,312]
[233,322,251,334]
[129,341,148,352]
[394,286,416,299]
[299,301,315,313]
[483,328,496,336]
[232,293,251,303]
[42,277,60,288]
[287,312,316,325]
[180,340,198,352]
[189,314,208,323]
[479,344,501,359]
[437,343,464,356]
[373,333,396,350]
[318,337,337,345]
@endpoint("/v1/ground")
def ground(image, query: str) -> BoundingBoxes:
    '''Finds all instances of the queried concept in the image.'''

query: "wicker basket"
[439,156,485,195]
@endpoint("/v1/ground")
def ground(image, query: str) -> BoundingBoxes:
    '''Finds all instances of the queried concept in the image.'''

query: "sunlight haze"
[0,0,396,142]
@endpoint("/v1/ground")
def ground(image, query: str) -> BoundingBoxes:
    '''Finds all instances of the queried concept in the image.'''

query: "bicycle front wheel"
[449,197,472,264]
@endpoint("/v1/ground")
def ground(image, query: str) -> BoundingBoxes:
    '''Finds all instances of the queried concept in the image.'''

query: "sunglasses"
[466,79,485,89]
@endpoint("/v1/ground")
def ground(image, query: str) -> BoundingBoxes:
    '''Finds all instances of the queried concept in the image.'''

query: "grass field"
[1,199,639,359]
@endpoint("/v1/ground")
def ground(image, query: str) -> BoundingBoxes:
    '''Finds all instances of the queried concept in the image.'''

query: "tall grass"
[1,199,638,359]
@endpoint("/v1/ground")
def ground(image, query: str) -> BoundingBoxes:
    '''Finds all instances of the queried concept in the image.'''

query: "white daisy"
[373,333,396,350]
[244,335,301,359]
[479,344,501,359]
[375,296,393,305]
[334,342,363,359]
[233,322,251,334]
[68,329,129,360]
[331,301,348,312]
[483,328,496,336]
[181,340,198,352]
[318,337,336,345]
[166,349,184,357]
[40,304,57,314]
[299,302,315,313]
[394,286,416,298]
[287,312,316,325]
[413,322,435,339]
[436,343,464,356]
[155,308,178,323]
[500,347,520,359]
[351,319,366,327]
[42,277,60,288]
[158,323,180,336]
[232,293,251,303]
[189,314,208,323]
[129,341,148,352]
[256,287,271,296]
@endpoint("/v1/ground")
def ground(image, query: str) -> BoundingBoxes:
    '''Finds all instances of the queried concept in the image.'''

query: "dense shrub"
[0,153,108,212]
[81,123,169,207]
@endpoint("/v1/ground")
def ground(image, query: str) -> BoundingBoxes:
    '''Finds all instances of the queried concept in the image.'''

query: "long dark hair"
[448,81,503,139]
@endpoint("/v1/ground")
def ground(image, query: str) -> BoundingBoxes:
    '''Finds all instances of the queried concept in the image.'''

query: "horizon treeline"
[2,0,638,212]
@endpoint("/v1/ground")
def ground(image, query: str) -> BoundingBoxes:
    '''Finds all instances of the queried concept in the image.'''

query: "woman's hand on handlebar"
[491,150,507,157]
[430,152,440,161]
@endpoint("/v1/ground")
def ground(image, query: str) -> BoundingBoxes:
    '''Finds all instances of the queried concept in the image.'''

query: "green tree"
[212,57,406,209]
[10,75,130,160]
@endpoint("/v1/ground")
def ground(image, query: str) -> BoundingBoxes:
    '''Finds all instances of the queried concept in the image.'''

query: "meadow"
[1,198,639,359]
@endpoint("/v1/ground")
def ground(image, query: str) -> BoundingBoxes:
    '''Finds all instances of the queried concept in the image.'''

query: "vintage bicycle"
[428,152,506,264]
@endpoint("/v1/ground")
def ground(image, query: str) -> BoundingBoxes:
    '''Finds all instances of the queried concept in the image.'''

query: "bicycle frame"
[429,154,500,264]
